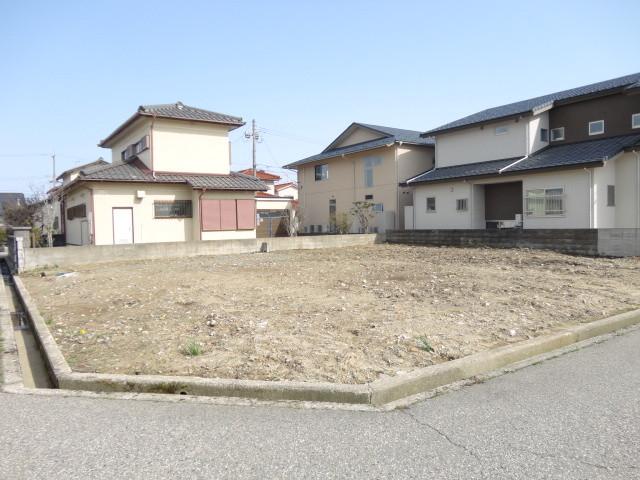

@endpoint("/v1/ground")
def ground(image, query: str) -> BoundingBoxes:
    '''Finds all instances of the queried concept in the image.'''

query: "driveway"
[0,328,638,479]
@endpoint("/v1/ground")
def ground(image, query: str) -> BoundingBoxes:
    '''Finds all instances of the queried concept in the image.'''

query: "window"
[329,199,336,232]
[201,199,255,231]
[364,194,373,200]
[550,127,565,141]
[540,128,549,142]
[633,113,640,129]
[525,188,564,216]
[373,203,384,212]
[426,197,436,212]
[121,135,150,162]
[66,204,87,220]
[314,164,328,181]
[154,200,192,218]
[607,185,615,207]
[363,156,382,188]
[588,120,605,136]
[495,126,509,135]
[456,198,468,211]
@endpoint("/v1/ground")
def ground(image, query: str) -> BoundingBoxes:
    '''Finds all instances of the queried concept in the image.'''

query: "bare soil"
[22,245,640,384]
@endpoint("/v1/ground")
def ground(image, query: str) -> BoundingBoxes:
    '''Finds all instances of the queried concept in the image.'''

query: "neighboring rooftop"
[406,133,640,185]
[236,169,281,181]
[0,192,26,221]
[64,160,267,191]
[284,122,435,169]
[275,182,297,191]
[423,72,640,136]
[99,102,245,147]
[56,158,109,181]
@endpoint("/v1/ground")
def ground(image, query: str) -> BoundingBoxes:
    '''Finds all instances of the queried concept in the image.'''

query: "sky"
[1,0,638,194]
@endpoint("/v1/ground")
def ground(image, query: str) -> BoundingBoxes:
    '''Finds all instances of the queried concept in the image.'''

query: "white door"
[80,220,89,245]
[112,208,134,245]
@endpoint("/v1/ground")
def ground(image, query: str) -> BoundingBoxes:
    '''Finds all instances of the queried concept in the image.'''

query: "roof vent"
[176,102,184,110]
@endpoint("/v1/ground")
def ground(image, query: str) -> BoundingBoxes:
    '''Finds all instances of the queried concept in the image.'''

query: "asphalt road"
[1,328,639,479]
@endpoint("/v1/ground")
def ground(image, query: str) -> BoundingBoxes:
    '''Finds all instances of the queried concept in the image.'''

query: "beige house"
[284,123,434,232]
[58,102,266,246]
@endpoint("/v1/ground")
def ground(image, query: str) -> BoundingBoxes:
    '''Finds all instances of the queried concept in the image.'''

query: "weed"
[416,335,434,353]
[182,340,203,357]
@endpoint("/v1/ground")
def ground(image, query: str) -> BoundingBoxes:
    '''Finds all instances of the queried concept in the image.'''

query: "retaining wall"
[18,234,384,272]
[386,229,600,256]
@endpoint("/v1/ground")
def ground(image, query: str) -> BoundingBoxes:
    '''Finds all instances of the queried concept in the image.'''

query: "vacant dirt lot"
[22,245,640,384]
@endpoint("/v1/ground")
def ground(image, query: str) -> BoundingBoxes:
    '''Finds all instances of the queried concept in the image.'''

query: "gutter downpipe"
[636,152,640,229]
[150,114,157,178]
[89,186,96,245]
[396,141,401,230]
[584,167,594,228]
[198,189,206,241]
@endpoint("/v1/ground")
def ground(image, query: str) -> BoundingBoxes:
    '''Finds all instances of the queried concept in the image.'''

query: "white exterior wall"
[90,183,195,246]
[152,119,231,174]
[334,128,384,148]
[435,119,527,168]
[614,152,640,228]
[412,169,594,230]
[276,185,298,199]
[64,187,93,245]
[109,118,152,168]
[593,159,616,228]
[528,113,550,154]
[256,197,292,211]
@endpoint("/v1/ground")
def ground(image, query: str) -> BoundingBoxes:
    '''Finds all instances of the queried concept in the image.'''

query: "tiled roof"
[56,158,109,180]
[73,161,267,191]
[100,102,244,146]
[424,72,640,136]
[275,182,297,191]
[236,169,281,181]
[407,134,640,185]
[284,122,435,169]
[139,102,244,126]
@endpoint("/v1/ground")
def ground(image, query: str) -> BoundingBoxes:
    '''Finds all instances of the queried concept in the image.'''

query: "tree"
[282,205,303,237]
[2,194,42,228]
[335,212,353,234]
[350,201,376,233]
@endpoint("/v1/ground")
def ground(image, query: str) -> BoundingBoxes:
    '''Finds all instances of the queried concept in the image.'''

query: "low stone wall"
[387,229,599,256]
[598,229,640,257]
[19,234,384,272]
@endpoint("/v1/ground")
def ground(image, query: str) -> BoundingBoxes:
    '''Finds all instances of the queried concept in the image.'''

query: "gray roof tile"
[76,161,267,191]
[139,102,244,126]
[424,72,640,135]
[407,134,640,184]
[284,122,434,169]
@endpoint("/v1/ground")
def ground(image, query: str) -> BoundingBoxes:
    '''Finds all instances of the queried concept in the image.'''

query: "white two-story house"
[58,102,266,245]
[406,73,640,230]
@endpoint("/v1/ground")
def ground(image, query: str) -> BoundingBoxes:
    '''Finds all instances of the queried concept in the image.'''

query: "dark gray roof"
[73,161,267,191]
[424,72,640,136]
[139,102,244,126]
[57,158,109,180]
[284,122,434,169]
[0,192,26,218]
[407,134,640,185]
[100,102,244,147]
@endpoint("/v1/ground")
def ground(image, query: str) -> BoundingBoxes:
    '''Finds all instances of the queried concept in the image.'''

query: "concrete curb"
[12,274,640,406]
[0,277,23,389]
[12,276,71,387]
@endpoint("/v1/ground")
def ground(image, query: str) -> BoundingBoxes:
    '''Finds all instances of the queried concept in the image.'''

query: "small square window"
[495,126,509,135]
[373,203,384,212]
[633,113,640,129]
[588,120,605,136]
[426,197,436,212]
[314,164,328,181]
[607,185,615,207]
[456,199,468,211]
[550,127,565,141]
[540,128,549,142]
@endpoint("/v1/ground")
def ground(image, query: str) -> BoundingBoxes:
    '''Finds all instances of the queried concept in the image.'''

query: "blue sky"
[1,0,638,193]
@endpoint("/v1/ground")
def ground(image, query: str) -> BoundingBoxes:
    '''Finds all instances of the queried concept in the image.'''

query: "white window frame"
[426,197,436,213]
[588,120,605,136]
[632,113,640,129]
[525,188,565,217]
[495,125,509,136]
[456,198,468,212]
[550,127,565,141]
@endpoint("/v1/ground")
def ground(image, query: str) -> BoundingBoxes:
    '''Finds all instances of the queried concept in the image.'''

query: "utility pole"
[51,153,56,185]
[244,119,261,176]
[47,153,56,248]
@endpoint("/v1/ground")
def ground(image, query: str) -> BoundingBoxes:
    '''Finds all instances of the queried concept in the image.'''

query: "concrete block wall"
[386,229,600,256]
[19,234,385,272]
[598,229,640,257]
